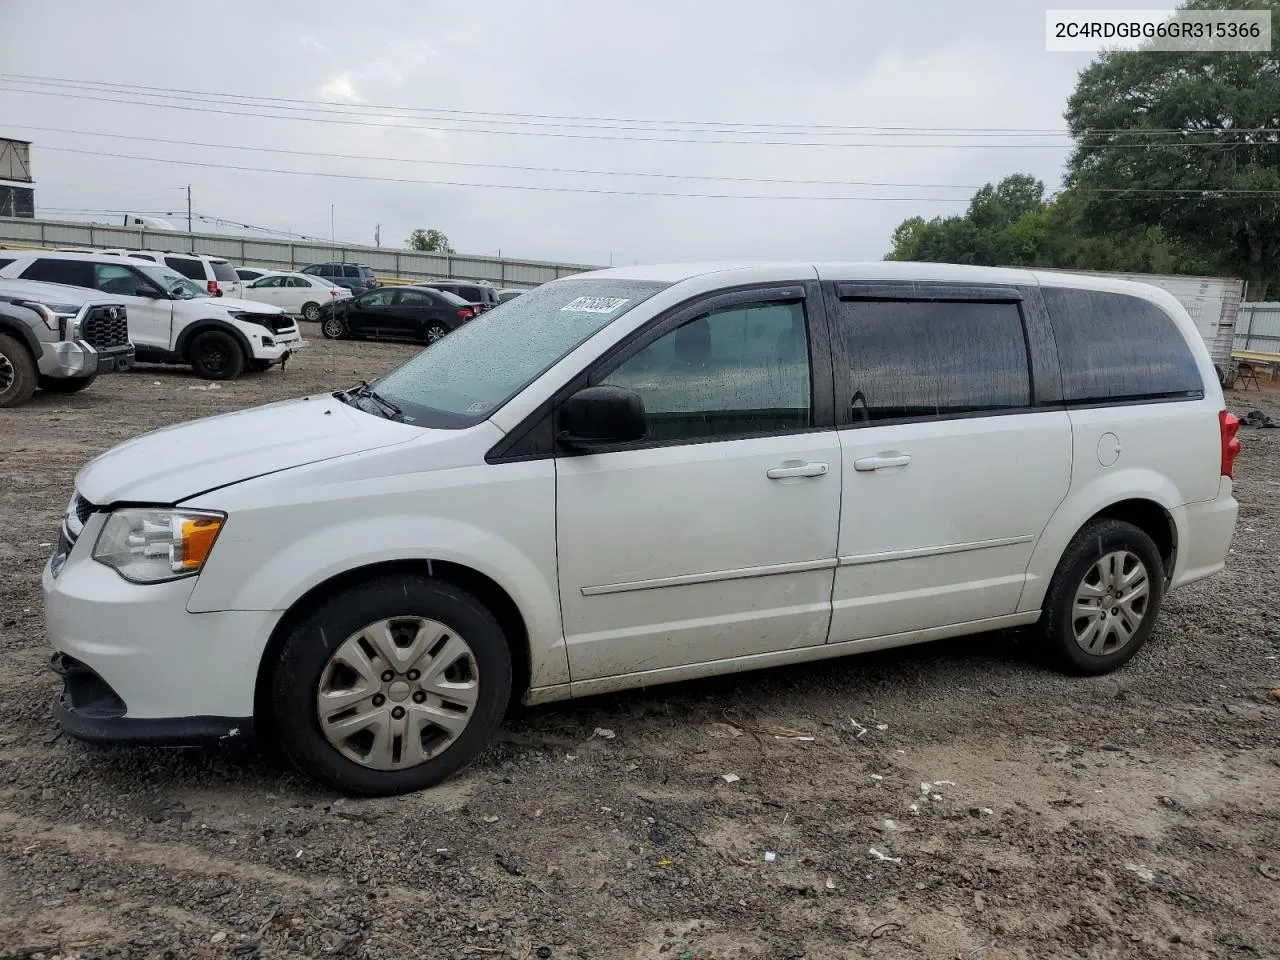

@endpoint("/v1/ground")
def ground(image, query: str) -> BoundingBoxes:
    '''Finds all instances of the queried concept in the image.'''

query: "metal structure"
[1234,302,1280,355]
[0,216,598,289]
[0,138,35,219]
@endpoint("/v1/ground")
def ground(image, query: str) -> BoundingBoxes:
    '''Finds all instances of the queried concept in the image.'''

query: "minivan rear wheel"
[1038,519,1165,676]
[268,575,512,796]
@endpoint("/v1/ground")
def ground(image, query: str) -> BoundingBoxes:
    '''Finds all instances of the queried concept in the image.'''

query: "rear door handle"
[766,462,829,480]
[854,454,912,472]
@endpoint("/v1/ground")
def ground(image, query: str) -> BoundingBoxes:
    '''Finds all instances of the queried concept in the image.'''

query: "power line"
[35,145,1280,201]
[7,73,1280,139]
[16,125,983,190]
[35,145,982,200]
[0,84,1084,147]
[8,82,1274,151]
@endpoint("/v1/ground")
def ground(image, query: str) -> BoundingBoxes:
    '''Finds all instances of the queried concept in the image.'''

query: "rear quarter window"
[343,265,360,278]
[20,258,94,288]
[165,257,206,281]
[1041,288,1204,404]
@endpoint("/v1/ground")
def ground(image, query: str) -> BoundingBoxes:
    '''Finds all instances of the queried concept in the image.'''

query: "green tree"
[407,228,455,253]
[1064,0,1280,294]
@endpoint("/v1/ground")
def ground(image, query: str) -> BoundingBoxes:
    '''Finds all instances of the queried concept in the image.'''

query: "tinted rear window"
[360,266,376,278]
[836,299,1031,422]
[342,265,360,277]
[1041,288,1203,403]
[165,256,205,280]
[211,260,238,282]
[21,258,94,288]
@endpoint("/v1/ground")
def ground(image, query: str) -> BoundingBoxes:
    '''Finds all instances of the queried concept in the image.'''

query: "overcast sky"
[0,1,1137,267]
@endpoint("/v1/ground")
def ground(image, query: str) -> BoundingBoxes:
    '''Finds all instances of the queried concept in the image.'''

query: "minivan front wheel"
[269,576,512,795]
[1038,519,1165,676]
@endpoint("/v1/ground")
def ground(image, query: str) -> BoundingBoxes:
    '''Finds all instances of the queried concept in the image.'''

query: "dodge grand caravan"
[44,262,1239,795]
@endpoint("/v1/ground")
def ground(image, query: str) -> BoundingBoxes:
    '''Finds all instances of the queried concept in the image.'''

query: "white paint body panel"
[556,432,841,680]
[831,412,1072,641]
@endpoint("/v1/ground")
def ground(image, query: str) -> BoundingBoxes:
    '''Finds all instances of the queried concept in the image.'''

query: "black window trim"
[826,281,1060,430]
[486,279,837,464]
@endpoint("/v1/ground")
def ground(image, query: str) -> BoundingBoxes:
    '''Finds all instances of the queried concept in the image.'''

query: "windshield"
[137,264,209,299]
[374,278,668,427]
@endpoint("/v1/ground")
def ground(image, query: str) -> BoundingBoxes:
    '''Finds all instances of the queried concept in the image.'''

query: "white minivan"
[43,262,1239,795]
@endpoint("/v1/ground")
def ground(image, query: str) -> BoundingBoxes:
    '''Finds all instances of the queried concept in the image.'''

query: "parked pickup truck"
[0,278,135,407]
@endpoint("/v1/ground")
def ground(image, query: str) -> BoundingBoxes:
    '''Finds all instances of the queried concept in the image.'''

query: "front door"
[555,286,842,681]
[825,285,1072,642]
[345,289,397,337]
[90,262,174,352]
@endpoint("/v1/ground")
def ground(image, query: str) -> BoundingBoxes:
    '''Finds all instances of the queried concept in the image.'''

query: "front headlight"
[16,300,80,332]
[92,509,226,583]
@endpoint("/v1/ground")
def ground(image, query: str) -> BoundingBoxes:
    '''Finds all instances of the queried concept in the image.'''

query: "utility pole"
[186,185,193,252]
[375,223,381,248]
[330,203,335,258]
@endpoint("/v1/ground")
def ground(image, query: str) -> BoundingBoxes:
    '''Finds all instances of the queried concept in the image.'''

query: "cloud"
[317,71,362,104]
[0,0,1097,266]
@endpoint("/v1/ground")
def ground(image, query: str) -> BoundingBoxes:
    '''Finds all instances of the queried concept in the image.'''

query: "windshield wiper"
[341,380,403,421]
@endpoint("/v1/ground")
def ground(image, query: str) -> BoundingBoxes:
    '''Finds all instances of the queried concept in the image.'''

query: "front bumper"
[37,340,135,378]
[43,524,281,742]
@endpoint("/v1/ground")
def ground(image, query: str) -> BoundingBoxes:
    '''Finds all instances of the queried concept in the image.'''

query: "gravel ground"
[1,330,1278,960]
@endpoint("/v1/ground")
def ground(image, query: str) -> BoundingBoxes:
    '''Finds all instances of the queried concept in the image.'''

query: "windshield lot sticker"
[561,297,630,313]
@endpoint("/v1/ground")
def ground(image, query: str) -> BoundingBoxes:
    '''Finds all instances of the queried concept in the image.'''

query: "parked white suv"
[1,252,303,379]
[99,249,244,299]
[43,262,1238,795]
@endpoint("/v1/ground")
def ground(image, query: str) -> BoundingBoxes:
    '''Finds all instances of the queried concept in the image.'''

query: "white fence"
[1235,302,1280,354]
[0,217,599,289]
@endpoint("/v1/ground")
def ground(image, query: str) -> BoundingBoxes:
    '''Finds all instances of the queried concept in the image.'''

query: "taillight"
[1220,410,1241,477]
[458,308,474,320]
[207,280,218,295]
[330,289,340,297]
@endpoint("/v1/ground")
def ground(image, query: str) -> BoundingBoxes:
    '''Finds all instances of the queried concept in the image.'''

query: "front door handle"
[854,454,912,472]
[766,462,829,480]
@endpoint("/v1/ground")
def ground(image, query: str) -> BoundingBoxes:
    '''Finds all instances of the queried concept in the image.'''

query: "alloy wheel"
[0,354,13,395]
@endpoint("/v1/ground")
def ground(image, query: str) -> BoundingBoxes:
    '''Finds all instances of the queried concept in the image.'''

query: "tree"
[407,228,455,253]
[884,174,1215,275]
[1064,0,1280,294]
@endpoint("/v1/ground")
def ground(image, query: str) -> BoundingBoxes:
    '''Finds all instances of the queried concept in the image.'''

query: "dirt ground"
[1,329,1278,960]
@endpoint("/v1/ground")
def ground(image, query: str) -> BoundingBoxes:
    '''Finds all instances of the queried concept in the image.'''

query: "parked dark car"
[419,280,501,313]
[300,262,379,295]
[318,285,475,343]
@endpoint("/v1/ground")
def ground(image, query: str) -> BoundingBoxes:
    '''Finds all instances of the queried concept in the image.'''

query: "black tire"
[1037,519,1165,676]
[424,322,450,344]
[301,302,321,322]
[268,575,513,796]
[187,330,245,380]
[0,333,37,408]
[321,316,345,339]
[38,373,97,394]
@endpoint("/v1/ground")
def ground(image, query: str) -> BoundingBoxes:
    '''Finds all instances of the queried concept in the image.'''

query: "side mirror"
[134,286,163,299]
[558,385,647,451]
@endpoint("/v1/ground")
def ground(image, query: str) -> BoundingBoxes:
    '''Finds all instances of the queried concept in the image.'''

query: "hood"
[76,394,422,505]
[207,295,284,314]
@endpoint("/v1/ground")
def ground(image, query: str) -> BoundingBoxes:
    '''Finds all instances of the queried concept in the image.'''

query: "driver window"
[94,263,143,296]
[599,300,812,444]
[360,289,396,307]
